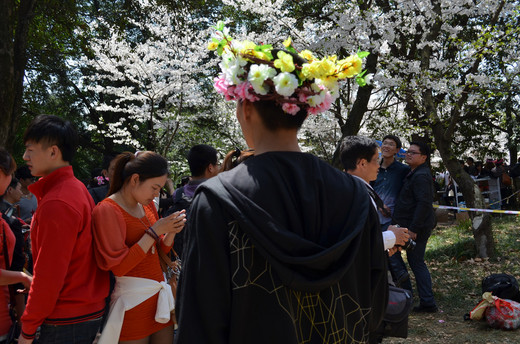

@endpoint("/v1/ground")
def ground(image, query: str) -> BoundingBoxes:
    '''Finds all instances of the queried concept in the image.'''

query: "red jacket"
[0,218,15,336]
[21,166,109,339]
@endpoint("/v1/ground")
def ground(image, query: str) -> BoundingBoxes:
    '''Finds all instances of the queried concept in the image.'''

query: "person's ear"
[357,158,367,168]
[130,173,140,186]
[242,100,255,121]
[49,145,60,159]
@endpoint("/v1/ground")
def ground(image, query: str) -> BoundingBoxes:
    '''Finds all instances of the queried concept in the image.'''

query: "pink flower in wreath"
[225,86,237,101]
[235,82,259,102]
[282,102,301,115]
[308,91,333,115]
[214,76,229,94]
[298,88,309,103]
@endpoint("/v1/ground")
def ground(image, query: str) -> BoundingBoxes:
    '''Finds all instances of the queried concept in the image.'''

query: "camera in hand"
[393,224,416,251]
[399,238,416,251]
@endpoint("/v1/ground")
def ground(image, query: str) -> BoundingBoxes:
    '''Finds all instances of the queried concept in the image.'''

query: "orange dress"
[92,198,173,341]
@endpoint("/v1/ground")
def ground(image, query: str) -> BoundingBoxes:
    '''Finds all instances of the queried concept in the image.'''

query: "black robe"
[175,152,387,344]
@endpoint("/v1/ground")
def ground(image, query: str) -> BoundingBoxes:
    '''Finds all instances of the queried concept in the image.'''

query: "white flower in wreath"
[272,72,298,97]
[248,64,276,95]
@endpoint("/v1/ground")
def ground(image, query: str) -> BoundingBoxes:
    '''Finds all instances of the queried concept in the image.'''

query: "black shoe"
[413,304,438,313]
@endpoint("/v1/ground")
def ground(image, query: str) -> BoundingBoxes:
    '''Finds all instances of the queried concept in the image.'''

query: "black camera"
[400,238,416,251]
[393,224,416,251]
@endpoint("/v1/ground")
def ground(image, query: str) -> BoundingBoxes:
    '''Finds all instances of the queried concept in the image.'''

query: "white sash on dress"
[97,275,174,344]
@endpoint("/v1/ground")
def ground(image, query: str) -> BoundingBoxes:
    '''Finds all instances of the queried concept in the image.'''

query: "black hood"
[197,152,371,292]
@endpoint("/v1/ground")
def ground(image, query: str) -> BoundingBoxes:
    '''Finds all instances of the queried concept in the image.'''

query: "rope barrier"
[487,188,520,207]
[433,204,520,215]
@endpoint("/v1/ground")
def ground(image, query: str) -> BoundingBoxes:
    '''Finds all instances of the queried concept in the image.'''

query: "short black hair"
[340,136,379,171]
[252,100,307,130]
[15,165,33,180]
[187,144,218,177]
[382,134,402,149]
[409,141,431,159]
[23,115,78,163]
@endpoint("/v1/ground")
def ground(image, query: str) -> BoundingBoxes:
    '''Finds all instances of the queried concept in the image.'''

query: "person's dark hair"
[466,157,474,164]
[23,114,78,163]
[0,148,16,176]
[187,144,218,177]
[1,177,18,199]
[90,167,103,179]
[340,136,379,171]
[221,148,254,172]
[102,153,118,170]
[410,141,431,159]
[15,165,33,180]
[108,151,168,196]
[382,134,402,149]
[7,176,19,190]
[251,100,308,130]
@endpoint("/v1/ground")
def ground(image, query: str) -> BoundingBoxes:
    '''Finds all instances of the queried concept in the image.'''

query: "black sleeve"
[367,205,389,332]
[9,220,25,272]
[409,173,434,235]
[175,190,231,344]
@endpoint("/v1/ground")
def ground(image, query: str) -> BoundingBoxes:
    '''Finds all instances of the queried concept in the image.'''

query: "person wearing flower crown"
[174,23,388,344]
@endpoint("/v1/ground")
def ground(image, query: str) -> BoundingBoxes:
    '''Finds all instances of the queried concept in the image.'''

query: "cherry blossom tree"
[80,0,233,156]
[222,0,519,257]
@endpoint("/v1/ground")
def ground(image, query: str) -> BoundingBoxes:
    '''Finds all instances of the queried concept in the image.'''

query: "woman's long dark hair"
[107,151,168,196]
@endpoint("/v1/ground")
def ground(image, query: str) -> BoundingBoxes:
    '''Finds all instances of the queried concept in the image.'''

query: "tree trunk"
[0,0,37,149]
[0,1,15,148]
[431,121,494,258]
[331,51,378,168]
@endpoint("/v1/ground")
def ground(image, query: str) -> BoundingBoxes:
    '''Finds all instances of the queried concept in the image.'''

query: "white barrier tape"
[433,204,520,215]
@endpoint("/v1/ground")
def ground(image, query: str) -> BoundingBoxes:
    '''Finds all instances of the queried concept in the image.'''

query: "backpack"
[164,186,193,258]
[371,285,413,342]
[482,274,520,302]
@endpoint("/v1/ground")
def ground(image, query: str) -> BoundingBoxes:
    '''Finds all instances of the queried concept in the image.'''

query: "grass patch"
[386,216,520,343]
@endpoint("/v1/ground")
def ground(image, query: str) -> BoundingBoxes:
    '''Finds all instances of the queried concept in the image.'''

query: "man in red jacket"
[19,115,109,344]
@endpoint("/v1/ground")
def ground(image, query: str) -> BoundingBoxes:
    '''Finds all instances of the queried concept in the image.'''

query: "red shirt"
[0,218,15,336]
[21,166,110,339]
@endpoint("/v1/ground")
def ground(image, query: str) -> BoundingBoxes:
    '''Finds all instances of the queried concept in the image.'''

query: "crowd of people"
[437,157,518,210]
[0,29,444,344]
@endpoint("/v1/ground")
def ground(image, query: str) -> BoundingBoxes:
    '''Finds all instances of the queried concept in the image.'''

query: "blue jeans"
[36,318,102,344]
[389,240,436,307]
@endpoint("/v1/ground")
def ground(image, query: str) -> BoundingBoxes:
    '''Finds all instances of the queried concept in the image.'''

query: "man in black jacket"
[175,33,388,343]
[392,141,437,313]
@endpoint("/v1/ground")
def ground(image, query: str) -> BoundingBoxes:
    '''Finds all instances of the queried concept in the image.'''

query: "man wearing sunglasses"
[391,141,437,313]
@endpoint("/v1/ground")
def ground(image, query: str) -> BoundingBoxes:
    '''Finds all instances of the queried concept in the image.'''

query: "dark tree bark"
[331,51,378,168]
[431,120,494,257]
[0,0,37,149]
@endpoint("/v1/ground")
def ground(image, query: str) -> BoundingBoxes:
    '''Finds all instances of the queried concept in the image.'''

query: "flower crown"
[208,22,368,116]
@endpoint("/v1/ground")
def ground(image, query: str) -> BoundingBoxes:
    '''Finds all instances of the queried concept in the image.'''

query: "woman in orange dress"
[92,151,185,344]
